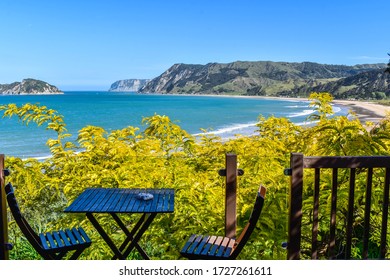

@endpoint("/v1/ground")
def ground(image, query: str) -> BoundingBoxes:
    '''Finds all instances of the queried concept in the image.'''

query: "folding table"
[65,188,174,260]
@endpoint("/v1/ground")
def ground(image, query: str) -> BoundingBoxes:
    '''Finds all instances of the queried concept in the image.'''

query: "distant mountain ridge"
[109,79,150,92]
[136,61,388,99]
[0,79,63,94]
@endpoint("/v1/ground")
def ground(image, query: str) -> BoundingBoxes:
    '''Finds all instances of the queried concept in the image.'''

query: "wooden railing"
[285,153,390,259]
[218,153,244,239]
[0,154,9,260]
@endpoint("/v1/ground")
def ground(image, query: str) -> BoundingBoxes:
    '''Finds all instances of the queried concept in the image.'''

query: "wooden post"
[0,154,9,260]
[225,153,237,239]
[218,154,244,239]
[287,153,303,260]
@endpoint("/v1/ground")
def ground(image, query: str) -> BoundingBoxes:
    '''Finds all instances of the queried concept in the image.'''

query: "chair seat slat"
[65,229,78,245]
[72,228,85,244]
[201,235,216,256]
[215,237,230,257]
[59,230,72,247]
[46,232,58,249]
[180,234,196,254]
[53,232,65,248]
[78,227,91,244]
[208,236,223,256]
[224,239,236,258]
[188,235,204,254]
[194,235,210,255]
[39,233,50,250]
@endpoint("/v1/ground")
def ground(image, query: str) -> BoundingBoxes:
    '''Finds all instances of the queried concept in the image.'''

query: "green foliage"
[2,92,390,260]
[307,92,334,121]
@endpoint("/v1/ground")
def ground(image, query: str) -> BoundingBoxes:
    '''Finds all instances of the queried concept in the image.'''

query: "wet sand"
[332,100,390,123]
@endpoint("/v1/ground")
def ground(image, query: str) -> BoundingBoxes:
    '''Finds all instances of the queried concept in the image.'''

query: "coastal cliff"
[109,79,150,92]
[0,79,63,94]
[138,61,388,99]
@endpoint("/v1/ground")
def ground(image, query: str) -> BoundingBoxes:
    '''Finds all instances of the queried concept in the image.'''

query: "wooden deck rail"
[286,153,390,260]
[218,153,244,239]
[0,154,10,260]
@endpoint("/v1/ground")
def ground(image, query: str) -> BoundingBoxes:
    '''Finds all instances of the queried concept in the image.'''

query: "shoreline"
[171,93,390,123]
[208,94,390,124]
[331,99,390,123]
[193,93,390,124]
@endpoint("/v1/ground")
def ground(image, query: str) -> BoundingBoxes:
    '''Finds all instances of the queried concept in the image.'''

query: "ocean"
[0,91,348,159]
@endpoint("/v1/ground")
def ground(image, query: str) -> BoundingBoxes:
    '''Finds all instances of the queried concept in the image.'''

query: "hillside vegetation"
[139,61,388,99]
[2,93,390,260]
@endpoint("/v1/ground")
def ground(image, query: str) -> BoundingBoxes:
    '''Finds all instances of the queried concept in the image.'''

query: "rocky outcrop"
[0,79,63,94]
[109,79,150,92]
[138,61,387,97]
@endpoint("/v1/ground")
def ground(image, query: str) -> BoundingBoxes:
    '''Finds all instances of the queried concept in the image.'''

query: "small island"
[0,78,63,95]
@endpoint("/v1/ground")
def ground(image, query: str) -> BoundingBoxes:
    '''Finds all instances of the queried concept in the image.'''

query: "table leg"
[86,213,126,260]
[110,213,149,260]
[122,213,157,259]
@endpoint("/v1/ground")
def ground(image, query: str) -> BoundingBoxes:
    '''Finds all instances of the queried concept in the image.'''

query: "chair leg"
[57,251,68,259]
[70,248,85,260]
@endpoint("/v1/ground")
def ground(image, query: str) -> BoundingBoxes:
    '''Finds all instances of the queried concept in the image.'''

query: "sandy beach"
[332,100,390,123]
[240,95,390,124]
[186,93,390,124]
[213,94,390,124]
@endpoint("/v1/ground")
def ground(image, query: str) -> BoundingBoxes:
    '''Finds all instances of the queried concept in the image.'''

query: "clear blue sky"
[1,0,389,90]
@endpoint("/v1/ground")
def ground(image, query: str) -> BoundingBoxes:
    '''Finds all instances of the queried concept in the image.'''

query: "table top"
[64,188,174,214]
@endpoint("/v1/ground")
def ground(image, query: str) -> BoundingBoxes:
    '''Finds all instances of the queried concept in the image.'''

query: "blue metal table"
[65,188,174,259]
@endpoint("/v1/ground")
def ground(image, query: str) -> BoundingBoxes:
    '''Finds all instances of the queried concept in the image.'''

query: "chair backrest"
[230,185,266,259]
[5,183,47,257]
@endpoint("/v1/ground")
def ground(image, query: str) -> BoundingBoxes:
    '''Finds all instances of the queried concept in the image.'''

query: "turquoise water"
[0,92,348,159]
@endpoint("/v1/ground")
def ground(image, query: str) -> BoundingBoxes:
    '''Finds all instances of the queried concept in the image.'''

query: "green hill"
[139,61,387,98]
